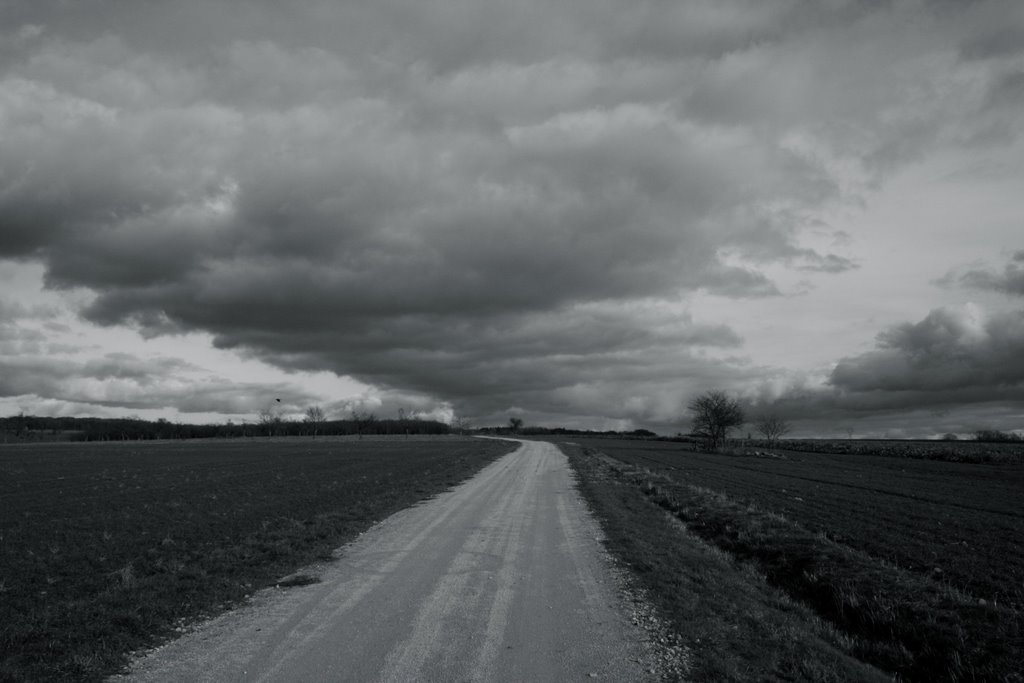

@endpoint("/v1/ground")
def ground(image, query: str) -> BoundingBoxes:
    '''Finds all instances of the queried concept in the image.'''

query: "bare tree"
[351,409,377,439]
[688,390,745,451]
[304,405,326,439]
[755,414,791,448]
[258,407,282,437]
[451,415,472,435]
[508,417,524,433]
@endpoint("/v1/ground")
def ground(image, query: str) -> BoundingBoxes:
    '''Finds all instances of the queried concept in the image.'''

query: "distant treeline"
[971,429,1023,443]
[0,414,452,443]
[477,426,658,438]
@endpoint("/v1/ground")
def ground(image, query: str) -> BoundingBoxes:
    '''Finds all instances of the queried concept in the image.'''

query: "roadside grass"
[564,441,1024,682]
[0,437,516,682]
[562,443,889,682]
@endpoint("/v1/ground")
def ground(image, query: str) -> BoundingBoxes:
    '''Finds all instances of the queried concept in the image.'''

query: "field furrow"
[574,438,1024,608]
[557,437,1024,682]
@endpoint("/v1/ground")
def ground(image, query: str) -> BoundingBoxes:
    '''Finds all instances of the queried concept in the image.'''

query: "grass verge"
[562,443,889,682]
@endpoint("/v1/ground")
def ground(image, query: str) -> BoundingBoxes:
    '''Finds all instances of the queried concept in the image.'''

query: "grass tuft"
[113,564,137,592]
[275,574,321,588]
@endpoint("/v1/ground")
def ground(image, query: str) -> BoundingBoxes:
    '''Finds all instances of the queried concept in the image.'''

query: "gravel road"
[116,439,655,682]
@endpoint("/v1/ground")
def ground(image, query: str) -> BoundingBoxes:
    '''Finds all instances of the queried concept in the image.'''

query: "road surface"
[117,439,655,682]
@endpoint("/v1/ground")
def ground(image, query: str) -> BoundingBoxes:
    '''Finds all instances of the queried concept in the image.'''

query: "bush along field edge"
[561,442,1024,683]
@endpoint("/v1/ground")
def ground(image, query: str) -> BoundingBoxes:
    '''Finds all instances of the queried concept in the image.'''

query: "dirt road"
[117,439,655,682]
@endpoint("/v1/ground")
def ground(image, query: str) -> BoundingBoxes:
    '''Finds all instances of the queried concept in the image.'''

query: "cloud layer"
[747,304,1024,437]
[947,251,1024,297]
[832,304,1024,393]
[2,0,1023,430]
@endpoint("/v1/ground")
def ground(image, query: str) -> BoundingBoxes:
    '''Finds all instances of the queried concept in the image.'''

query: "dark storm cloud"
[796,252,858,273]
[209,303,745,423]
[0,355,181,401]
[986,71,1024,110]
[0,323,45,351]
[944,251,1024,296]
[830,306,1024,393]
[960,24,1024,61]
[0,295,60,353]
[742,305,1023,436]
[0,351,318,415]
[740,303,1024,436]
[1,0,1017,426]
[758,383,1024,438]
[80,353,197,383]
[0,297,30,320]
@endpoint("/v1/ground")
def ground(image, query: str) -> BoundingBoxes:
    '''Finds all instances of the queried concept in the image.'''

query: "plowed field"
[573,438,1024,607]
[0,437,515,681]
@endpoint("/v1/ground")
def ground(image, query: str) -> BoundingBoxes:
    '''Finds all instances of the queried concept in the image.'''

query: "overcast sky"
[2,0,1023,437]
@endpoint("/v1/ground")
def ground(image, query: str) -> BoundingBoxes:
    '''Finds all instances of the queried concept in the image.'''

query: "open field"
[749,438,1024,463]
[582,438,1024,606]
[0,436,516,682]
[561,443,889,682]
[561,437,1024,682]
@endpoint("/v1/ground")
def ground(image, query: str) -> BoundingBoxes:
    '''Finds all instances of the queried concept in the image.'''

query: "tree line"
[0,413,452,443]
[687,390,1022,450]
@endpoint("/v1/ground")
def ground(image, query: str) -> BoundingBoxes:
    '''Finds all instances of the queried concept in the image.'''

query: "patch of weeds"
[275,574,321,588]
